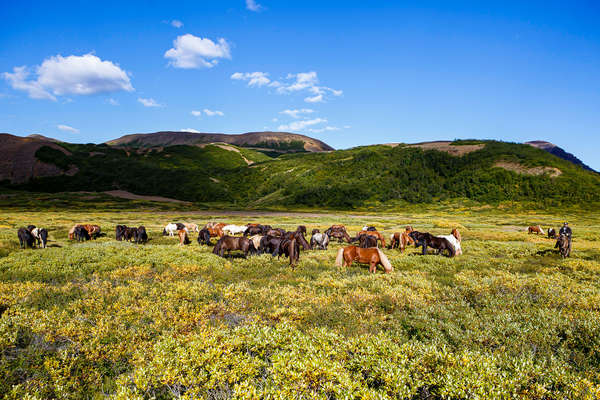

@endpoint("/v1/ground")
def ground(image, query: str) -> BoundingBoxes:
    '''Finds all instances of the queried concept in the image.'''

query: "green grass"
[0,202,599,398]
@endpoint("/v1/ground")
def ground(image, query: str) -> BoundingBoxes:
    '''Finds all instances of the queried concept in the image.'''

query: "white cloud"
[191,110,202,117]
[278,118,327,132]
[344,125,351,129]
[203,108,224,116]
[3,54,133,101]
[108,98,119,106]
[279,108,314,118]
[231,71,271,87]
[164,34,231,69]
[181,128,201,133]
[246,0,263,11]
[138,97,162,107]
[308,126,340,133]
[171,20,183,28]
[304,94,323,103]
[57,124,79,133]
[232,70,342,102]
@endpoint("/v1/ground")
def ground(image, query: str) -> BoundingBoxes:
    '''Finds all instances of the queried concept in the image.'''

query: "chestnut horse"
[213,235,256,258]
[555,234,571,258]
[178,229,191,245]
[335,246,393,273]
[389,226,415,252]
[528,225,545,235]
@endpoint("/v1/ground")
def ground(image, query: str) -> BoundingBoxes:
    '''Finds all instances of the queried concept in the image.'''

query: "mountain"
[0,134,78,184]
[106,131,334,153]
[526,141,596,173]
[2,135,599,208]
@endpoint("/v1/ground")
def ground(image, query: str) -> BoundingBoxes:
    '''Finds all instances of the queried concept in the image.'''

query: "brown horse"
[325,225,352,243]
[335,246,393,273]
[178,229,191,245]
[213,235,256,258]
[389,228,415,252]
[528,225,545,235]
[354,230,386,247]
[206,226,225,238]
[83,224,101,239]
[555,234,571,258]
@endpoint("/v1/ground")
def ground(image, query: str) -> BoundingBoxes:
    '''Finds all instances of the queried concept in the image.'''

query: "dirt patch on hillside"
[494,162,562,177]
[104,190,191,204]
[406,141,485,156]
[198,142,253,165]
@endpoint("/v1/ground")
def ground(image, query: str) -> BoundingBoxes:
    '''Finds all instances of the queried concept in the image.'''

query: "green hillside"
[4,140,600,209]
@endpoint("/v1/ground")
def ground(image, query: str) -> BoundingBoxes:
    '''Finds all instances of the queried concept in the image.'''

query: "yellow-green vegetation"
[0,203,599,399]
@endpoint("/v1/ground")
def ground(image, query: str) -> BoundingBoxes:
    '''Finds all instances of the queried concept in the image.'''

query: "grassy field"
[0,203,599,399]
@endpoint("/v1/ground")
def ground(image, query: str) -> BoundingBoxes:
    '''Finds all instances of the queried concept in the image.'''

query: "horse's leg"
[422,243,427,255]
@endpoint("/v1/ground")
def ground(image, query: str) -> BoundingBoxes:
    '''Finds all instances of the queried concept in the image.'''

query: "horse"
[388,230,414,252]
[31,227,48,248]
[409,231,455,257]
[73,225,90,242]
[197,228,212,245]
[362,226,377,232]
[68,224,79,240]
[248,235,263,251]
[274,238,299,267]
[259,235,281,255]
[436,230,462,256]
[116,225,127,241]
[81,224,101,239]
[178,229,191,245]
[17,228,36,249]
[283,229,312,250]
[310,232,329,250]
[335,246,393,273]
[353,231,386,247]
[548,228,557,239]
[207,225,225,238]
[528,225,545,235]
[325,225,352,243]
[244,225,265,237]
[555,234,571,258]
[163,223,181,237]
[222,224,248,235]
[358,234,378,248]
[311,228,320,235]
[183,223,199,233]
[212,236,256,258]
[133,226,148,244]
[205,222,226,229]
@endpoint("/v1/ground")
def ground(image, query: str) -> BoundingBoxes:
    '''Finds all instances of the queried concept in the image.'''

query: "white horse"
[163,223,187,237]
[31,227,48,248]
[436,234,462,255]
[222,224,247,235]
[310,232,329,250]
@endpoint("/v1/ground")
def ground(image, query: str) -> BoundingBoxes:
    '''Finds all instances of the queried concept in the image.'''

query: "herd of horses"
[14,220,572,271]
[528,224,572,258]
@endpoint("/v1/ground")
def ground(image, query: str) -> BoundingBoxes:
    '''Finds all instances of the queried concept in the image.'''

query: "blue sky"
[1,1,599,169]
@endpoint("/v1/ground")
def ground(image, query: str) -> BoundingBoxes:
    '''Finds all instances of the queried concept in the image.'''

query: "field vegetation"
[0,200,599,398]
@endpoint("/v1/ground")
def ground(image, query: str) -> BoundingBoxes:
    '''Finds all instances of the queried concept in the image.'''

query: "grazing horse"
[212,236,256,258]
[206,225,225,238]
[244,225,265,237]
[528,225,545,235]
[197,228,212,245]
[133,226,148,244]
[437,229,463,256]
[248,235,263,251]
[409,231,455,257]
[259,235,281,255]
[163,223,181,237]
[116,225,126,241]
[17,228,36,249]
[283,229,312,250]
[81,224,101,239]
[31,228,48,248]
[183,223,199,233]
[548,228,557,239]
[222,224,248,235]
[555,234,571,258]
[358,234,378,248]
[325,225,352,243]
[353,231,386,248]
[178,229,191,245]
[389,228,414,252]
[73,225,90,242]
[335,246,393,273]
[362,226,377,232]
[310,232,329,250]
[68,224,79,240]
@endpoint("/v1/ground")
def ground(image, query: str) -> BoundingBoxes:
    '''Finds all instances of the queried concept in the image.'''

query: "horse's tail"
[376,248,393,273]
[289,238,297,266]
[335,248,345,267]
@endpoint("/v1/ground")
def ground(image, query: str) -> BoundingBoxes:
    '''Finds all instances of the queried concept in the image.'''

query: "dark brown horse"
[335,246,393,273]
[353,231,386,247]
[213,235,256,258]
[325,225,352,243]
[409,231,455,257]
[555,234,571,258]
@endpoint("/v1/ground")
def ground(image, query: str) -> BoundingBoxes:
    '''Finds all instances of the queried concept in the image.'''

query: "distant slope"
[106,131,334,152]
[0,134,78,184]
[526,141,596,173]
